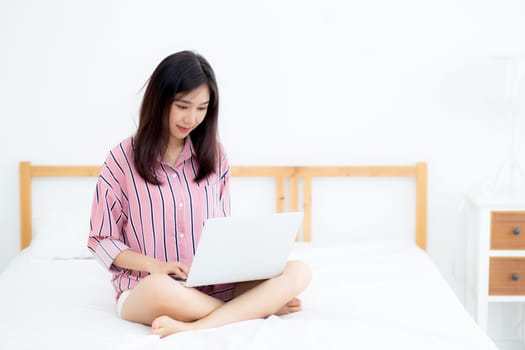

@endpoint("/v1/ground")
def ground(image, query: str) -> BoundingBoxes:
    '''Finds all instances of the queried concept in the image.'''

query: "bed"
[0,162,497,350]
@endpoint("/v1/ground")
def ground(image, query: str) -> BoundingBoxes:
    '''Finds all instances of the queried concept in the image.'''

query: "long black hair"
[133,51,220,184]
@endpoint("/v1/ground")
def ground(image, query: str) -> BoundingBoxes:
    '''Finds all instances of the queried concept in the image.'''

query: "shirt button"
[172,173,177,178]
[179,202,183,207]
[179,233,185,238]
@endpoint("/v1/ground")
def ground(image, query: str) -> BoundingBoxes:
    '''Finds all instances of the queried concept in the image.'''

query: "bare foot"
[275,297,303,316]
[152,298,304,337]
[151,315,189,338]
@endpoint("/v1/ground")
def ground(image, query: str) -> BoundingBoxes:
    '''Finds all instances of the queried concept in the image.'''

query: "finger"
[168,272,186,281]
[176,263,190,276]
[172,267,187,279]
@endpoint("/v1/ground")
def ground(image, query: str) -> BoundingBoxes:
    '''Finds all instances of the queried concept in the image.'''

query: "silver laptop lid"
[183,212,303,287]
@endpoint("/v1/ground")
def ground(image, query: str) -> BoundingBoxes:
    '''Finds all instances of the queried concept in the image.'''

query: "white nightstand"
[466,193,525,348]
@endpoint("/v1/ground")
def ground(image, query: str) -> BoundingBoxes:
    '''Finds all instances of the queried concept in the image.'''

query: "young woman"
[87,51,311,338]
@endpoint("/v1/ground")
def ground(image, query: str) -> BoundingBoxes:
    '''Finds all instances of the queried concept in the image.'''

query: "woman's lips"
[177,126,190,133]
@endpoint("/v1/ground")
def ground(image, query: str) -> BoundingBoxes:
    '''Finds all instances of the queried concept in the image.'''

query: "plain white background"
[2,0,525,344]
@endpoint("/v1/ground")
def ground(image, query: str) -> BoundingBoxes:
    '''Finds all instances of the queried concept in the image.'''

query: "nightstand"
[466,193,525,347]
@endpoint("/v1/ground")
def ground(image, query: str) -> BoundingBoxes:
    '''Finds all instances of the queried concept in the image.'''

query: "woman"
[87,50,311,338]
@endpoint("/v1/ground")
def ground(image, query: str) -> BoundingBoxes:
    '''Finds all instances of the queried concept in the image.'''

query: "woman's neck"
[163,138,185,165]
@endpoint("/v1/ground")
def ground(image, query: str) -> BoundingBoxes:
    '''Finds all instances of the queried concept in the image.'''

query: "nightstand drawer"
[491,212,525,249]
[489,257,525,295]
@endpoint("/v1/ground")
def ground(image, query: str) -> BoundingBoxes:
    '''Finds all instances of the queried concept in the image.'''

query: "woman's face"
[168,83,210,145]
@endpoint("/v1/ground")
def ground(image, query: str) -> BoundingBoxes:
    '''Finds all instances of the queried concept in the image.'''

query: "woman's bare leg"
[151,260,311,337]
[120,273,224,325]
[233,279,303,315]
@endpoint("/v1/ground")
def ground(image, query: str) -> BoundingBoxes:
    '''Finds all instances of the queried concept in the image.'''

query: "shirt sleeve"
[87,154,130,273]
[218,144,231,218]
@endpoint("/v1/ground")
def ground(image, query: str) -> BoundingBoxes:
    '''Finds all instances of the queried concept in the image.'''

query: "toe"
[151,316,171,333]
[289,305,302,313]
[287,297,302,307]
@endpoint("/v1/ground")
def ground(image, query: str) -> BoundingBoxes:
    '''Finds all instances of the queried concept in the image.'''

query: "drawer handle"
[512,273,520,281]
[513,227,521,235]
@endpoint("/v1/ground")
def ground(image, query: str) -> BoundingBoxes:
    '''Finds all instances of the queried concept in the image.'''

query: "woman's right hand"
[113,249,190,280]
[147,260,190,280]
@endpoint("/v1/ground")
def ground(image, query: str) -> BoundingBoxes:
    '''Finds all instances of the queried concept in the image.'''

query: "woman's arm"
[113,249,189,279]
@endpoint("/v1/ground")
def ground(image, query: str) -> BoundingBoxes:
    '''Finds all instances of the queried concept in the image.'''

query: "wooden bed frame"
[19,162,428,251]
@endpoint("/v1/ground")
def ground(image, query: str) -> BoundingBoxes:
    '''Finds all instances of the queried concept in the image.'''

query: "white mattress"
[0,240,497,350]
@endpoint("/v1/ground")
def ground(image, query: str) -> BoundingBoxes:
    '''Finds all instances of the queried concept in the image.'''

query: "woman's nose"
[183,110,197,124]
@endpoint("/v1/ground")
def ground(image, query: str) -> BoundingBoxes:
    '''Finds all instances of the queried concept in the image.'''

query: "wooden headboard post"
[19,162,32,250]
[19,162,428,251]
[415,162,428,251]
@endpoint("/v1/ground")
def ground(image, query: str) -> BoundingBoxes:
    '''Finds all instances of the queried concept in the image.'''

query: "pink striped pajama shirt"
[87,137,234,302]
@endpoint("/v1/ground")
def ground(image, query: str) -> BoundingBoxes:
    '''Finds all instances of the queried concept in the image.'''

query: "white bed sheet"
[0,240,497,350]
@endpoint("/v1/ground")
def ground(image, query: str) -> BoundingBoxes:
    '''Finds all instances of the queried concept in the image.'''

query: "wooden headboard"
[19,162,428,251]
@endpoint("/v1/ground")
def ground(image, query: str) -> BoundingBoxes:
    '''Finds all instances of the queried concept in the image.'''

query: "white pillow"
[30,212,93,259]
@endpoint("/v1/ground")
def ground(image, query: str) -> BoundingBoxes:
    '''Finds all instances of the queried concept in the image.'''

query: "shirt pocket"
[202,175,222,218]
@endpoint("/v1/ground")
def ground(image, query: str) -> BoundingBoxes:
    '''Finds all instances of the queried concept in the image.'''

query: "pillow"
[29,211,93,259]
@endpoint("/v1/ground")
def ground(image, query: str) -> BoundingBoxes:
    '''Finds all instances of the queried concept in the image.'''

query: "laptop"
[172,211,304,287]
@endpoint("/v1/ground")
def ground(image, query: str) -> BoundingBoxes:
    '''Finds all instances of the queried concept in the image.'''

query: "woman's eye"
[198,107,207,112]
[176,104,188,110]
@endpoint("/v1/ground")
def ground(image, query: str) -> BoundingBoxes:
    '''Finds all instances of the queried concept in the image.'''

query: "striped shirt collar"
[159,136,196,168]
[178,137,196,163]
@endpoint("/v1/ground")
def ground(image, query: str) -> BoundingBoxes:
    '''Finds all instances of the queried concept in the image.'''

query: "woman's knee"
[284,260,312,291]
[121,274,176,323]
[124,273,195,322]
[135,273,187,309]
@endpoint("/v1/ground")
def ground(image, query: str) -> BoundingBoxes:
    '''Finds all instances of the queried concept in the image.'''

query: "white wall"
[2,0,525,341]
